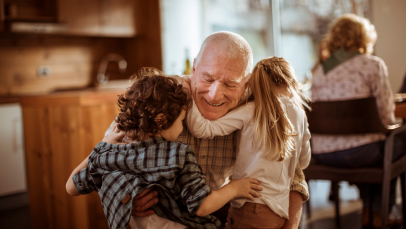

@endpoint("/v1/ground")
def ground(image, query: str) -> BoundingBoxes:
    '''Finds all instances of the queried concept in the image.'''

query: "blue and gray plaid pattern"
[72,137,221,229]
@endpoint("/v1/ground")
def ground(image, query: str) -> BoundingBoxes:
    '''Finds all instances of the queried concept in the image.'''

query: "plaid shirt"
[72,138,221,229]
[177,125,310,201]
[105,120,310,200]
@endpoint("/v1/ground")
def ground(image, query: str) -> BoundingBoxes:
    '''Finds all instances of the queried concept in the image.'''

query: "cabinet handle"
[13,117,23,153]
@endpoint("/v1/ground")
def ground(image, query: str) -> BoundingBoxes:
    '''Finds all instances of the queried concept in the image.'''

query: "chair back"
[307,97,389,135]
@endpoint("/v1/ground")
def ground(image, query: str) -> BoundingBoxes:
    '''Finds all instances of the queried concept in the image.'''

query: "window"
[275,0,370,83]
[160,0,370,82]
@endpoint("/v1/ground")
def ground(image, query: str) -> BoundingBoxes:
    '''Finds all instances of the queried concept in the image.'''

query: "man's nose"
[207,81,224,101]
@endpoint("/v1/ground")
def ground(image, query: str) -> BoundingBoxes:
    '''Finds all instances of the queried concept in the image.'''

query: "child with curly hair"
[65,68,262,229]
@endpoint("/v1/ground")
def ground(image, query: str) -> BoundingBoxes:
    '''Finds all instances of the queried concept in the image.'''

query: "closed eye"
[203,75,214,82]
[225,84,236,88]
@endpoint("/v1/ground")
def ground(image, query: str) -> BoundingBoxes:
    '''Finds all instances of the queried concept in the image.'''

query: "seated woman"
[310,14,404,229]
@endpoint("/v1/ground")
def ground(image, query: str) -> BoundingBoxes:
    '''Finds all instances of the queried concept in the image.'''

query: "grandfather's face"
[190,49,247,120]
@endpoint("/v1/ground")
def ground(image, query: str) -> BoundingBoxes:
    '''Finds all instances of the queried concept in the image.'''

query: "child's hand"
[182,75,191,93]
[229,177,262,201]
[103,124,125,144]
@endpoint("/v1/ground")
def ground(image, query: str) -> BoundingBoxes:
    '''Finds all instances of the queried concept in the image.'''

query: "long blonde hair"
[246,57,310,161]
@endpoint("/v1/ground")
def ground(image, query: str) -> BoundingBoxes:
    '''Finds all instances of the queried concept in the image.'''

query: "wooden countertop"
[19,88,126,106]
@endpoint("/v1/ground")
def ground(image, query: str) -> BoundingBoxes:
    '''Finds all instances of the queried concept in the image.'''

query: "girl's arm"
[298,121,312,169]
[66,125,125,196]
[66,156,89,196]
[195,177,262,217]
[179,147,262,217]
[186,100,253,139]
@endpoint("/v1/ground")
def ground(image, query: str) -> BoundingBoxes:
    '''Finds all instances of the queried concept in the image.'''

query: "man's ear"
[244,79,250,90]
[192,58,196,74]
[155,113,166,126]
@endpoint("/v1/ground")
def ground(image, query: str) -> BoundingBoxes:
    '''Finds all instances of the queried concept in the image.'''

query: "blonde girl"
[186,57,311,229]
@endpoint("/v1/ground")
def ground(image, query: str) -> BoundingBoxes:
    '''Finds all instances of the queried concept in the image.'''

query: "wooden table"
[395,102,406,118]
[20,89,124,229]
[394,93,406,118]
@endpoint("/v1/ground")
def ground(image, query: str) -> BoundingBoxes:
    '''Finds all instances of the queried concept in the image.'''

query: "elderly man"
[128,31,309,228]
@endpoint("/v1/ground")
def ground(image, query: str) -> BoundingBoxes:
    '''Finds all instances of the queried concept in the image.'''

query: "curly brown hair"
[325,14,377,54]
[115,68,192,142]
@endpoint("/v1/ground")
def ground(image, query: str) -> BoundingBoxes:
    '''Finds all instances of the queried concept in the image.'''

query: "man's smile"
[204,99,225,107]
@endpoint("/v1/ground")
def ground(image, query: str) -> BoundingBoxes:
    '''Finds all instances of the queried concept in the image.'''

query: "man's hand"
[102,124,125,144]
[131,187,159,217]
[282,191,303,229]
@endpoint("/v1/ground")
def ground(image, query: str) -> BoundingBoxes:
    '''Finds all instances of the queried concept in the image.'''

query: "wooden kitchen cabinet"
[1,0,136,37]
[20,89,123,229]
[58,0,136,37]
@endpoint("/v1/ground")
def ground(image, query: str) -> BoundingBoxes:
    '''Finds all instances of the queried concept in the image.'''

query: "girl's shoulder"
[279,96,296,108]
[280,96,308,116]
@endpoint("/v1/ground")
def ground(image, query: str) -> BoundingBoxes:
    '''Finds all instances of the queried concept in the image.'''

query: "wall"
[160,0,203,75]
[0,0,162,96]
[372,0,406,92]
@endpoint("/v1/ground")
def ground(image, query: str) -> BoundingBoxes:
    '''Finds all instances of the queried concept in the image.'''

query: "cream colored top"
[186,98,311,219]
[311,54,401,153]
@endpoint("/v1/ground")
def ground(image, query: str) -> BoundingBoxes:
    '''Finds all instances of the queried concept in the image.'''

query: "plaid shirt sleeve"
[72,166,97,194]
[290,162,309,202]
[178,146,211,214]
[72,144,104,195]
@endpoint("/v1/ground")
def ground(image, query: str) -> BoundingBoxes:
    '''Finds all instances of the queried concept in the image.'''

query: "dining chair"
[303,97,406,229]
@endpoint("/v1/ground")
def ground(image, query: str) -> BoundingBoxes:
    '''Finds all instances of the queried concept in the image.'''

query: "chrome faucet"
[97,53,127,84]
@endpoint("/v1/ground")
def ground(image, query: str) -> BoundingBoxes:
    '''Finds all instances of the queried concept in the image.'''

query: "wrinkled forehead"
[198,52,247,83]
[201,70,245,84]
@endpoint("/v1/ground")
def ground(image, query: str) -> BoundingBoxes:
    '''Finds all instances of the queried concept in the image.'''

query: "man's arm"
[282,191,303,229]
[283,163,309,229]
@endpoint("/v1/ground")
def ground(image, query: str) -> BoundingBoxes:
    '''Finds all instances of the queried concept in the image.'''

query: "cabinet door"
[99,0,136,37]
[58,0,101,36]
[0,103,27,196]
[0,0,4,32]
[58,0,136,37]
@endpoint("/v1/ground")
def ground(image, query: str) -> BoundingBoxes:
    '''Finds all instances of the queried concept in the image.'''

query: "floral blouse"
[311,54,400,153]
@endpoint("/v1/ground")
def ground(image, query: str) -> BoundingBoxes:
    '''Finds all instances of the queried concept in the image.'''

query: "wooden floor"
[0,180,404,229]
[301,180,404,229]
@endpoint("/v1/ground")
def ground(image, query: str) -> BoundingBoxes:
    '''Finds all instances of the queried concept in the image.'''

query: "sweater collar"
[322,49,361,74]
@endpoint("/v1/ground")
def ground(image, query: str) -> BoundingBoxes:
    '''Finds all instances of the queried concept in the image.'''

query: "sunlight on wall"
[160,0,203,75]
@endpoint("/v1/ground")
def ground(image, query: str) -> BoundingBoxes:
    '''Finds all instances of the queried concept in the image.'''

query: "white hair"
[195,31,253,81]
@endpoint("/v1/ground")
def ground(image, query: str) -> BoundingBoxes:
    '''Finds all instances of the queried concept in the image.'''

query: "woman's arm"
[372,59,401,126]
[186,100,253,139]
[195,177,262,217]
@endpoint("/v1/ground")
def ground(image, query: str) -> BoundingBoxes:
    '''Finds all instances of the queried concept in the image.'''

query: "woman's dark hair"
[115,67,192,141]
